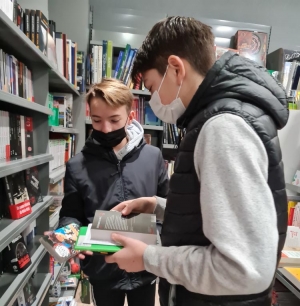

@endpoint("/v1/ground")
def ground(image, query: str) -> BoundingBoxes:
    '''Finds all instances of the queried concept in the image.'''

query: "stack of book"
[0,49,34,101]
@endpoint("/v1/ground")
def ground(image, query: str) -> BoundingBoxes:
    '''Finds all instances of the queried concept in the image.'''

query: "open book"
[75,210,157,253]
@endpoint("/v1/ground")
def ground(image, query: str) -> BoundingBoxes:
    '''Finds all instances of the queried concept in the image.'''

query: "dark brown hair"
[86,78,133,112]
[131,16,215,83]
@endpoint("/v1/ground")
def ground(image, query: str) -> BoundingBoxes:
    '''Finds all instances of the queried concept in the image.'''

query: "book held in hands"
[91,210,157,245]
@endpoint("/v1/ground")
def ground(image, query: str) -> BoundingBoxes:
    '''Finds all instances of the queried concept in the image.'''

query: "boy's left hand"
[105,233,147,272]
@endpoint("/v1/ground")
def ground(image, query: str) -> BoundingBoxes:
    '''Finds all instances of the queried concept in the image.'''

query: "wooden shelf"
[142,125,163,131]
[49,166,66,184]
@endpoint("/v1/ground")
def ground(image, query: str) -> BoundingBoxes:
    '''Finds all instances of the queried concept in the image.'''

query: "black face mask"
[91,124,127,148]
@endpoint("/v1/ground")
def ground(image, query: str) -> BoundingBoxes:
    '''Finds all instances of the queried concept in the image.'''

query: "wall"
[90,0,300,53]
[17,0,48,18]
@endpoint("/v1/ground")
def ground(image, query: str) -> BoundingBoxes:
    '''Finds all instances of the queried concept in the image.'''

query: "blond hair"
[86,78,133,112]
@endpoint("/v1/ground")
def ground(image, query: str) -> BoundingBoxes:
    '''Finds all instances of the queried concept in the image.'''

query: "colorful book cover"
[39,223,80,263]
[120,49,134,82]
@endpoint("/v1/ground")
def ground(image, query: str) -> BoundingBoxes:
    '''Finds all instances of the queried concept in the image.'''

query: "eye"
[111,119,120,123]
[93,119,100,123]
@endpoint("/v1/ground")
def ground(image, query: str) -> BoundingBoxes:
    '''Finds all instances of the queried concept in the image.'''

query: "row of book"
[49,134,75,173]
[163,123,179,145]
[48,93,73,128]
[0,166,42,220]
[0,111,33,161]
[87,42,144,90]
[1,1,80,89]
[0,49,34,101]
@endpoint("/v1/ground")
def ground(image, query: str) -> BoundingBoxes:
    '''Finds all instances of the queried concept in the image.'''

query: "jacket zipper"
[117,161,126,201]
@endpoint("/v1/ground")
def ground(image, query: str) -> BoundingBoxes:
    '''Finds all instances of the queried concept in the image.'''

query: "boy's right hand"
[111,197,157,216]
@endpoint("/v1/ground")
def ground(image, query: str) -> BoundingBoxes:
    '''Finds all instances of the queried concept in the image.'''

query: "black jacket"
[59,136,169,289]
[161,52,288,306]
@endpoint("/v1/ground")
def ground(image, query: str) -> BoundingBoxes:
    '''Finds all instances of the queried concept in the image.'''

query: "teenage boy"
[59,78,169,306]
[106,17,289,306]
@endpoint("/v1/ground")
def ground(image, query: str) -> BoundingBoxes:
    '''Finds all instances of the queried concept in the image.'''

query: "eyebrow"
[91,114,121,119]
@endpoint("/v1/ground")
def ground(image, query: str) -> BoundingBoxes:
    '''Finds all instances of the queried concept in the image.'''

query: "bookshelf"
[31,273,53,306]
[0,2,82,304]
[49,126,79,134]
[0,239,47,306]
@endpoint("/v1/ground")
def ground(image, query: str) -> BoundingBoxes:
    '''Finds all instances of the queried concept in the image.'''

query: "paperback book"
[91,210,157,245]
[39,223,80,263]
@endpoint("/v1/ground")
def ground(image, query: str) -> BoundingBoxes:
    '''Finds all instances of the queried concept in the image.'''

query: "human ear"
[128,110,135,125]
[168,55,186,86]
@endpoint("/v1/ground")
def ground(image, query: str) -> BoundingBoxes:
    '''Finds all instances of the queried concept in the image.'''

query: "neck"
[182,73,205,108]
[113,137,128,153]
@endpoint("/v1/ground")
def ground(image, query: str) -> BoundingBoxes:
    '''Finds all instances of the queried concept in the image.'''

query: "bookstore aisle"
[2,0,300,305]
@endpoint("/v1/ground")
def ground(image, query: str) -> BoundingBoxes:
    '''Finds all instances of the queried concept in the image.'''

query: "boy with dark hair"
[59,78,169,306]
[107,17,289,306]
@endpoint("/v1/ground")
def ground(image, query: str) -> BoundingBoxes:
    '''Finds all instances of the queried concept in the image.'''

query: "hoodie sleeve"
[156,150,169,198]
[59,162,86,228]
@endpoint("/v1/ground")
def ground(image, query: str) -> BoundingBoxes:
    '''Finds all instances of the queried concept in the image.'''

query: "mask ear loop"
[176,79,183,99]
[158,65,169,92]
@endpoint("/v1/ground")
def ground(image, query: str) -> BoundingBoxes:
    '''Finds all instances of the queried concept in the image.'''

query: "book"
[25,166,43,206]
[4,170,31,219]
[74,226,122,254]
[35,10,48,55]
[39,223,80,263]
[17,277,36,306]
[90,210,157,245]
[3,234,31,273]
[106,40,113,78]
[30,10,35,45]
[235,30,267,67]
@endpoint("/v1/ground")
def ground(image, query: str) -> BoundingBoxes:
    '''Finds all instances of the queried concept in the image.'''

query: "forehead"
[90,98,127,114]
[142,69,160,83]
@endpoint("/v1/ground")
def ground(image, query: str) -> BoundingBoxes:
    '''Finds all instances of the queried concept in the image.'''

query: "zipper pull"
[110,162,121,177]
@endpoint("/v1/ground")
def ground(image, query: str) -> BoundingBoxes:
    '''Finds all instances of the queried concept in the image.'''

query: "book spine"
[113,51,123,79]
[124,49,137,85]
[24,9,31,39]
[20,115,26,158]
[16,114,22,158]
[102,40,107,78]
[106,40,113,78]
[25,117,34,157]
[35,11,40,50]
[4,176,14,205]
[30,10,35,45]
[97,46,102,83]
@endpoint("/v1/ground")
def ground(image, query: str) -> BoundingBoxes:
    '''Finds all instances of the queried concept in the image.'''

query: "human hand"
[111,197,156,215]
[76,251,93,260]
[105,234,147,272]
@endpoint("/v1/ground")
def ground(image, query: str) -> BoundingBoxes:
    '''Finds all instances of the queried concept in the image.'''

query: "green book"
[74,226,122,254]
[106,40,113,78]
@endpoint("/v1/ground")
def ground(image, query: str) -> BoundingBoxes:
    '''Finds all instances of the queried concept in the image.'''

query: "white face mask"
[149,66,186,124]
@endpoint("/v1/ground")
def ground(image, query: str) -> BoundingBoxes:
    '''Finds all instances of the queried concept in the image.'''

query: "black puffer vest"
[161,52,289,306]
